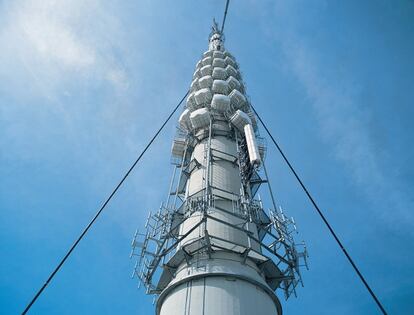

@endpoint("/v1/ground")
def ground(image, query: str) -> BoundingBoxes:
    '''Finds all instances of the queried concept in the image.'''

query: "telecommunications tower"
[130,21,308,315]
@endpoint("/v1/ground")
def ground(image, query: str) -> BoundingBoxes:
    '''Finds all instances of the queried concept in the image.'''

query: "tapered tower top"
[208,19,224,51]
[131,23,307,315]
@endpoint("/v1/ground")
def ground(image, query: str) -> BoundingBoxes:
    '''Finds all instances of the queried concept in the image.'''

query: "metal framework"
[130,121,308,301]
[130,23,308,314]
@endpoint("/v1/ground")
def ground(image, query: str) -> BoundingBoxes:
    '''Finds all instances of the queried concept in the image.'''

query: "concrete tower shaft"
[131,23,307,315]
[157,25,281,315]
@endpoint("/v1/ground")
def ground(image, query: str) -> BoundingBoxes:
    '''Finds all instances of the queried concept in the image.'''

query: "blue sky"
[1,0,413,314]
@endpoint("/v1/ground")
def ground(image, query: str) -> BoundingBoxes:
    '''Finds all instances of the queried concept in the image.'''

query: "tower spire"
[131,25,307,315]
[209,19,224,51]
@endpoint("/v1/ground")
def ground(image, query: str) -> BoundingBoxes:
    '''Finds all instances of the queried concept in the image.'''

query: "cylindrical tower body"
[157,24,282,315]
[131,20,306,315]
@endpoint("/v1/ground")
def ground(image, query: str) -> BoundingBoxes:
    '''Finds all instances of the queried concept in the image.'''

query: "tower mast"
[131,22,307,315]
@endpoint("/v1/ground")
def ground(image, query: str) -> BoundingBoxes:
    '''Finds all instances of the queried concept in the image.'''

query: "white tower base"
[157,252,282,315]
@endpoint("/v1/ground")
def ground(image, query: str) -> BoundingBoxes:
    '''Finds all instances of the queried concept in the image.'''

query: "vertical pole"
[262,161,280,215]
[166,165,177,209]
[205,119,213,207]
[173,141,189,209]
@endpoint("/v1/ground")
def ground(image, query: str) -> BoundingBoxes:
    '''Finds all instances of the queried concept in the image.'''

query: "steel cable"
[23,0,231,311]
[22,91,189,314]
[221,0,230,33]
[250,104,388,315]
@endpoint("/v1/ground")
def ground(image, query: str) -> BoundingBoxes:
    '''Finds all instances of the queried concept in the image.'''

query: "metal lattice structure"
[130,22,308,315]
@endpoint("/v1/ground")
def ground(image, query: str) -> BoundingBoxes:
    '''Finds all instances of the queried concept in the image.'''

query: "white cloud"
[106,67,129,90]
[255,2,413,225]
[0,0,128,92]
[0,0,140,178]
[17,5,96,69]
